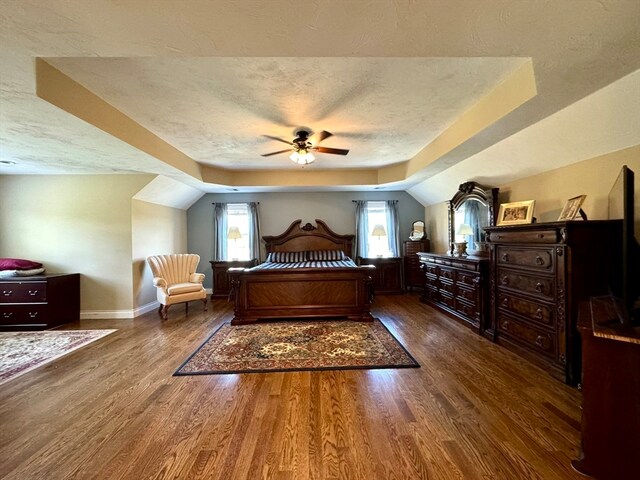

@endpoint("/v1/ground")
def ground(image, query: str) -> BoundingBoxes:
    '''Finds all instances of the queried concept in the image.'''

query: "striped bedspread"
[251,258,358,270]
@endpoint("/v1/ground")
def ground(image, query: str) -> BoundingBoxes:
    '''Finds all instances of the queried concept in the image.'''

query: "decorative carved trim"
[557,278,566,331]
[301,222,316,231]
[560,227,568,242]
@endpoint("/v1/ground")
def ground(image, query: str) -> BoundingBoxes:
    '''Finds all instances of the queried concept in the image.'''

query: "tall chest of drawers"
[485,221,621,384]
[0,274,80,331]
[417,253,491,336]
[403,240,429,291]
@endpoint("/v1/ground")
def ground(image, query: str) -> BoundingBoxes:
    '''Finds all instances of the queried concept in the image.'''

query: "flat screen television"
[608,165,640,326]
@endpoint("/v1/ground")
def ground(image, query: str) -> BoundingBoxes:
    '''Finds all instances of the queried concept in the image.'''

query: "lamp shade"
[457,223,473,236]
[227,226,242,240]
[371,224,387,237]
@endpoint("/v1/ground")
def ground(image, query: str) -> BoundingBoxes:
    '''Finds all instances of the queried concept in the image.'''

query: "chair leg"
[185,301,189,314]
[159,304,170,320]
[202,298,207,311]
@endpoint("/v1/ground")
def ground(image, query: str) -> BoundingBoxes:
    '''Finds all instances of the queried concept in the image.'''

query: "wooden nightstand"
[209,259,257,299]
[0,274,80,331]
[357,257,403,294]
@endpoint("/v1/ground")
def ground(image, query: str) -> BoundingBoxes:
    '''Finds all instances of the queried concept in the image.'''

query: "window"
[226,203,250,260]
[366,201,392,257]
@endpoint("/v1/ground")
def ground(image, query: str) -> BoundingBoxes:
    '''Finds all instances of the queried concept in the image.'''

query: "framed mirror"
[448,182,499,256]
[410,220,425,240]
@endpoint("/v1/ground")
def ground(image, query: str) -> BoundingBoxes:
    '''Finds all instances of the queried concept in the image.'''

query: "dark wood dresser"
[210,259,257,299]
[0,274,80,330]
[403,240,429,291]
[418,253,491,336]
[357,257,403,294]
[485,221,621,384]
[572,296,640,480]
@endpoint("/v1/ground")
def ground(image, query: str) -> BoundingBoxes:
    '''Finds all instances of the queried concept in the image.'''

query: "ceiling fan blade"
[263,135,293,146]
[313,146,349,155]
[308,130,332,146]
[261,148,292,157]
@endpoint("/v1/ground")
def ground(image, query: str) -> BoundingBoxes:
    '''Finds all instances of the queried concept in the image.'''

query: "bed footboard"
[228,266,375,325]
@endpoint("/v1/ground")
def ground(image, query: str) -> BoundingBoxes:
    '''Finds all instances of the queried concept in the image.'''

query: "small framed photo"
[497,200,536,226]
[558,195,587,221]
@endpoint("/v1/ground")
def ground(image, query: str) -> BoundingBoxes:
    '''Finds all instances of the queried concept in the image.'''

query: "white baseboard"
[80,300,160,320]
[205,287,212,294]
[80,310,134,320]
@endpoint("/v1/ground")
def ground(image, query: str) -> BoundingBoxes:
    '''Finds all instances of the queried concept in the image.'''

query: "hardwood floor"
[0,294,584,479]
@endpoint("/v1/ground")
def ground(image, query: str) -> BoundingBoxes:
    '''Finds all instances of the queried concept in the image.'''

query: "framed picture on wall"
[497,200,536,226]
[558,194,587,221]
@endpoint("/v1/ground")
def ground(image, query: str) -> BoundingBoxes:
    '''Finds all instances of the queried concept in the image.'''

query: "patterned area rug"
[0,330,116,386]
[175,319,418,375]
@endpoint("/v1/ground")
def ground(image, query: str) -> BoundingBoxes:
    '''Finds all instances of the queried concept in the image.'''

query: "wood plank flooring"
[0,294,584,479]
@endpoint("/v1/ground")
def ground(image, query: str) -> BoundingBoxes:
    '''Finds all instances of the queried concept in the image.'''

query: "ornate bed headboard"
[263,219,354,258]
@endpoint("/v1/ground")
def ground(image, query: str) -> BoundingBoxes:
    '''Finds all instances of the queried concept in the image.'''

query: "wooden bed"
[228,219,375,325]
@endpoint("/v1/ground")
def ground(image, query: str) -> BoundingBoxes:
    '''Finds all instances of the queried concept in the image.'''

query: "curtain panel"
[213,203,228,261]
[354,200,369,259]
[248,202,261,262]
[385,200,400,257]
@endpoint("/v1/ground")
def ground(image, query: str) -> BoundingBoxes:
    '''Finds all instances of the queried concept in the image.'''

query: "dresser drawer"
[456,271,479,287]
[439,292,455,310]
[455,283,477,304]
[497,246,554,272]
[423,263,438,276]
[455,298,479,324]
[498,292,554,328]
[404,242,424,255]
[438,279,455,295]
[498,313,555,357]
[422,285,439,303]
[497,269,555,301]
[424,273,437,286]
[439,267,455,281]
[0,305,48,325]
[488,229,559,244]
[0,282,47,303]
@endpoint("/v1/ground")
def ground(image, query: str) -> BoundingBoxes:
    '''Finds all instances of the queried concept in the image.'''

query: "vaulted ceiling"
[1,1,639,205]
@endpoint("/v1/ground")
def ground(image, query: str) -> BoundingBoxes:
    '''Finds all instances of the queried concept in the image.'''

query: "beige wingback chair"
[147,254,207,320]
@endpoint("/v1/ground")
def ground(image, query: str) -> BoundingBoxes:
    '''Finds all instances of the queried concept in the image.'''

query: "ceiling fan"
[261,129,349,165]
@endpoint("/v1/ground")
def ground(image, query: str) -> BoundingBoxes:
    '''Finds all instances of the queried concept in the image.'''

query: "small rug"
[175,319,418,375]
[0,329,116,386]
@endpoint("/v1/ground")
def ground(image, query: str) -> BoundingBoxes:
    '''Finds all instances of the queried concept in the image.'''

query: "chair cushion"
[167,282,203,295]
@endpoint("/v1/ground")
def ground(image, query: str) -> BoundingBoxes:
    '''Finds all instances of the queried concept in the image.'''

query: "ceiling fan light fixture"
[290,149,315,165]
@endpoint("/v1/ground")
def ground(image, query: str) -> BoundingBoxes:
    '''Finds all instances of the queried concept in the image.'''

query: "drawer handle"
[501,276,509,285]
[534,308,543,320]
[502,320,509,331]
[535,335,545,347]
[502,253,509,262]
[535,256,544,266]
[2,312,12,319]
[535,282,543,293]
[2,290,13,296]
[501,297,509,307]
[28,290,39,296]
[28,312,38,318]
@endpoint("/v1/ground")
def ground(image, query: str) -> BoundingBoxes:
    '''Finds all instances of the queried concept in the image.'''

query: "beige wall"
[132,199,187,309]
[425,145,640,251]
[0,174,153,315]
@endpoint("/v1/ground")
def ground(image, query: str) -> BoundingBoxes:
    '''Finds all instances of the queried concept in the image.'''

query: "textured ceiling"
[45,57,526,169]
[1,0,639,204]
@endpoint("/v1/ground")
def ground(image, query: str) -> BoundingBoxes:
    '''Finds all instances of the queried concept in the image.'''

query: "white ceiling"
[1,0,639,205]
